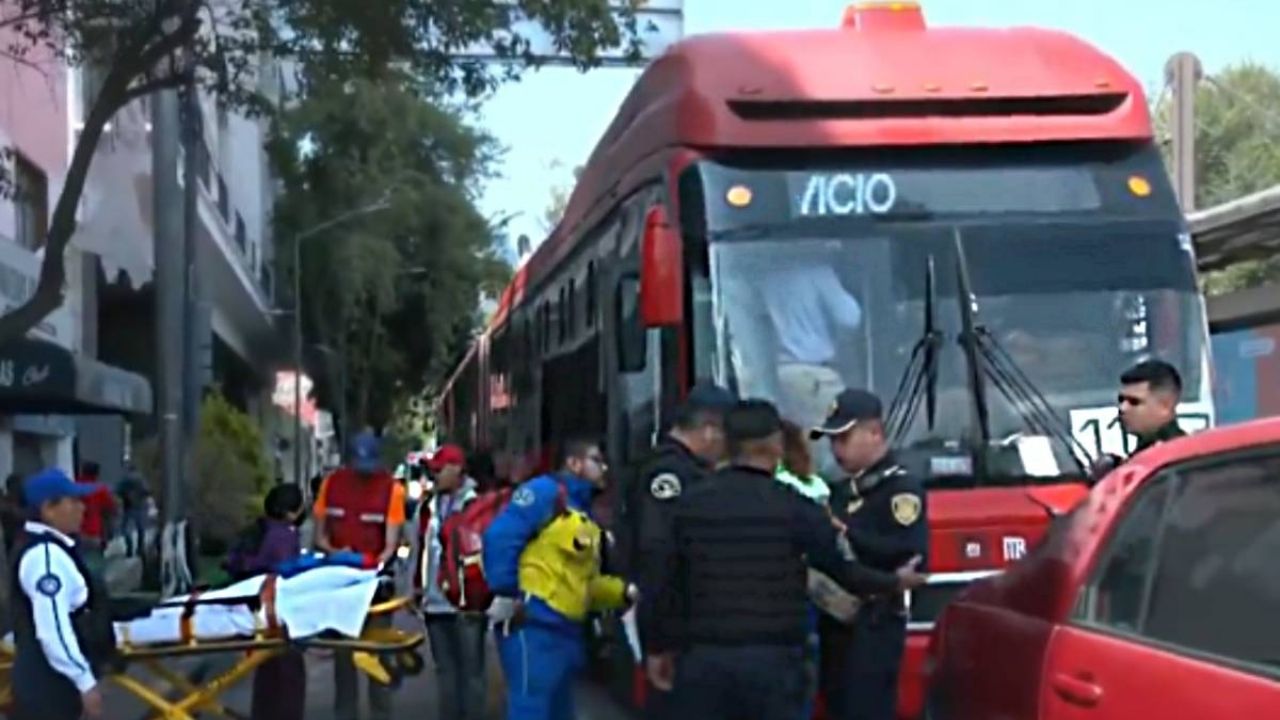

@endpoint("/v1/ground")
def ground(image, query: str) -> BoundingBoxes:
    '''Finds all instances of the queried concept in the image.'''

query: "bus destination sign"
[795,172,899,218]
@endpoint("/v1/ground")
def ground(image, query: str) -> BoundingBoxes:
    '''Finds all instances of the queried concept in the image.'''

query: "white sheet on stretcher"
[114,566,382,646]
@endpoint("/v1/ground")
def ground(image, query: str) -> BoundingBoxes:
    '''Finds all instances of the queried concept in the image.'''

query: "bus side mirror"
[640,205,683,327]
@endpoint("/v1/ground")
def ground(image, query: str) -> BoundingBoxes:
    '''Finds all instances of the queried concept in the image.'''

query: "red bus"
[436,3,1215,717]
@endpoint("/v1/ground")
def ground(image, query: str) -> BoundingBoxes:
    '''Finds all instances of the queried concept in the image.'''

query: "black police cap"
[684,382,737,414]
[809,389,883,440]
[725,399,782,443]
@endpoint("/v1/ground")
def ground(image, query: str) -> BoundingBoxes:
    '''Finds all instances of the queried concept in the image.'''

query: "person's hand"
[830,515,848,534]
[81,684,104,719]
[1089,454,1123,483]
[624,583,641,606]
[487,595,524,632]
[894,555,928,591]
[646,653,676,692]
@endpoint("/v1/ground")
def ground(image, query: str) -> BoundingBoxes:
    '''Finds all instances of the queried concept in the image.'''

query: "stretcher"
[0,567,426,720]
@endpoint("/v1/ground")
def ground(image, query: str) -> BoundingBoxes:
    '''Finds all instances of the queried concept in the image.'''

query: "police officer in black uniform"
[642,399,927,720]
[620,386,732,589]
[1091,360,1188,479]
[11,468,117,720]
[618,383,736,715]
[811,389,929,720]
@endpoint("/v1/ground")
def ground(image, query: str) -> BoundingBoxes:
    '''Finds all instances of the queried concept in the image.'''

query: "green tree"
[270,74,510,431]
[0,0,640,345]
[541,161,584,233]
[1154,61,1280,294]
[135,390,271,545]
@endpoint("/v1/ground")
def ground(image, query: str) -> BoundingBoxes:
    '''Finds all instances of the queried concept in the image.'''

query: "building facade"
[0,40,151,481]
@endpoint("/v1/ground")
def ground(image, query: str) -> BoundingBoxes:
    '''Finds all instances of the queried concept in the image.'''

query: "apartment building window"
[234,212,247,253]
[13,155,48,251]
[217,174,230,222]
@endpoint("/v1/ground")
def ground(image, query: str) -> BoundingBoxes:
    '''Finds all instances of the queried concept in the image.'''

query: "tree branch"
[118,73,185,107]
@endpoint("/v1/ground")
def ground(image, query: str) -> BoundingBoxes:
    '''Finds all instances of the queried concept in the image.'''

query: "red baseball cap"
[429,444,466,472]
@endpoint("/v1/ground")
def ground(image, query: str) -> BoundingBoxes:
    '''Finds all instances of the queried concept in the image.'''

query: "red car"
[924,417,1280,719]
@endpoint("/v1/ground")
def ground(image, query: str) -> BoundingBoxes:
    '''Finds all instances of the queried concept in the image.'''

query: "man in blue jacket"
[483,437,638,720]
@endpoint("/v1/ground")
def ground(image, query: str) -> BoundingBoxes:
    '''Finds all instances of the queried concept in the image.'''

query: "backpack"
[224,519,268,581]
[436,480,568,612]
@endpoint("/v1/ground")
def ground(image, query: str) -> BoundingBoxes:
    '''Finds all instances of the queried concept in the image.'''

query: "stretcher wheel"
[393,650,424,677]
[382,655,406,691]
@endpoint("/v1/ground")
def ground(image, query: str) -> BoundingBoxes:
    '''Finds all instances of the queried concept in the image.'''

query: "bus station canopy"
[1189,184,1280,272]
[1189,183,1280,329]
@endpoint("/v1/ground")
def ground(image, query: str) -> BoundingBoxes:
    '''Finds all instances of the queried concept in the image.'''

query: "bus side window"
[617,273,646,373]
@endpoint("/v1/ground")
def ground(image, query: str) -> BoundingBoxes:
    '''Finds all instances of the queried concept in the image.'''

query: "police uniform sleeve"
[793,497,900,596]
[17,542,96,693]
[846,473,929,569]
[481,477,562,596]
[639,503,686,655]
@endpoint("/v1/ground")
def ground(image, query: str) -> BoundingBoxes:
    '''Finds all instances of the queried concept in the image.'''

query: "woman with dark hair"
[226,484,306,720]
[776,420,831,504]
[775,419,832,720]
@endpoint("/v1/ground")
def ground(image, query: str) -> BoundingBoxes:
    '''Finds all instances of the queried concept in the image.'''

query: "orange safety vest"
[322,468,396,555]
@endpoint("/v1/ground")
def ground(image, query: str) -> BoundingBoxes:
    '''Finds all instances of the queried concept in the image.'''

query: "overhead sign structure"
[453,0,684,66]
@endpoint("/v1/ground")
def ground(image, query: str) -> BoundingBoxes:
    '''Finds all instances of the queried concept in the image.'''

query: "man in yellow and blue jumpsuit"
[483,437,638,720]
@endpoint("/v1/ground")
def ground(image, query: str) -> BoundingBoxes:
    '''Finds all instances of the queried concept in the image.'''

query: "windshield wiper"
[951,230,1091,477]
[886,257,943,444]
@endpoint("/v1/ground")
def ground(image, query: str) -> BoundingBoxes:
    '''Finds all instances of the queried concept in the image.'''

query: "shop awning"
[0,338,152,415]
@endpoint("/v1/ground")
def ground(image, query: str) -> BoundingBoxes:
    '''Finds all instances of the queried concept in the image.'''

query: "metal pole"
[1166,52,1202,213]
[181,75,201,437]
[153,86,188,594]
[293,233,303,486]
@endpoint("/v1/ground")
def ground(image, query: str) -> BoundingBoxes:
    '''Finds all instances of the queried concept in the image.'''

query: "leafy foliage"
[0,0,638,345]
[1154,62,1280,294]
[270,74,510,431]
[540,160,583,233]
[134,390,272,544]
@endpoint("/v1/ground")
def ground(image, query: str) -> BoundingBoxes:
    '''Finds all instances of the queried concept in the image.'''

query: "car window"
[1142,454,1280,670]
[1078,475,1173,631]
[1078,448,1280,675]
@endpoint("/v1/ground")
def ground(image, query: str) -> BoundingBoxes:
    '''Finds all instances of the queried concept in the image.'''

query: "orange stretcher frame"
[0,595,425,720]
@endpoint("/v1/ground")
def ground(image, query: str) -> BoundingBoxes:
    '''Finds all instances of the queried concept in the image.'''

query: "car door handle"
[1052,672,1103,707]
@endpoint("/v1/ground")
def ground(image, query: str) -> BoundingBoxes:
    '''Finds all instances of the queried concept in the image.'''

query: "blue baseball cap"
[24,468,99,510]
[351,431,382,473]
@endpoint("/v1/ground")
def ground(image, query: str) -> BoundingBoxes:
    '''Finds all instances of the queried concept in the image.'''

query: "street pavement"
[102,637,634,719]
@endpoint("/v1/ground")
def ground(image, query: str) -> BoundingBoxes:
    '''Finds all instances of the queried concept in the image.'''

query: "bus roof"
[475,3,1151,371]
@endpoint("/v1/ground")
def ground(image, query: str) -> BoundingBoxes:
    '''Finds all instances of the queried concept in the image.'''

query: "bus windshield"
[687,144,1211,483]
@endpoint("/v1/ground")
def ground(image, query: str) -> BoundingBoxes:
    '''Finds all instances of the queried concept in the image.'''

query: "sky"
[475,0,1280,261]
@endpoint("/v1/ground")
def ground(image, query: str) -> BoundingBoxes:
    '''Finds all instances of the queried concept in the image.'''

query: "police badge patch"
[36,573,62,597]
[890,493,922,526]
[649,473,682,501]
[512,486,536,507]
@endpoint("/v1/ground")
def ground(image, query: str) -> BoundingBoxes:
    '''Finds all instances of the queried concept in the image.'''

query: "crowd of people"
[0,359,1190,720]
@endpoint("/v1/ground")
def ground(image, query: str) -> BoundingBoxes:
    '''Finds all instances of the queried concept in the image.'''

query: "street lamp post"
[289,197,392,486]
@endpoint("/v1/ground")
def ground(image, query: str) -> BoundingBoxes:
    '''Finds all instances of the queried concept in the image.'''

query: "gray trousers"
[335,612,392,720]
[425,612,489,720]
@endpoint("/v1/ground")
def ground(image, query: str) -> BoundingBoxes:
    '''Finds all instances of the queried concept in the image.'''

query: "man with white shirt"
[11,468,116,720]
[759,261,864,430]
